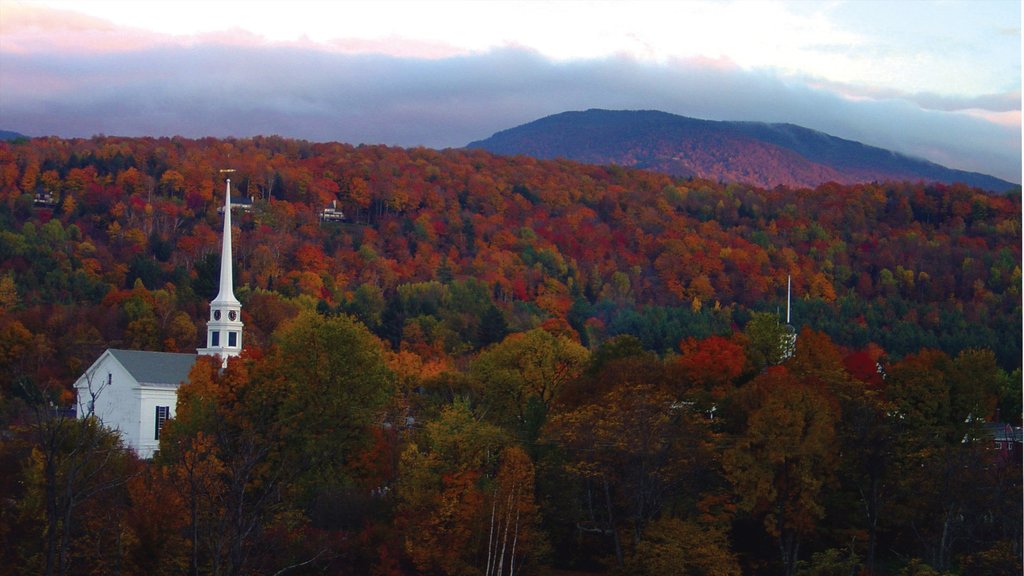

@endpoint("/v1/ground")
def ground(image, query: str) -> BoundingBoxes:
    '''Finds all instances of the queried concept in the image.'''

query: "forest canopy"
[0,135,1020,575]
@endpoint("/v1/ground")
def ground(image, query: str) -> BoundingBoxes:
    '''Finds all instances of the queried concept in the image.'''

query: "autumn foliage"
[0,135,1020,575]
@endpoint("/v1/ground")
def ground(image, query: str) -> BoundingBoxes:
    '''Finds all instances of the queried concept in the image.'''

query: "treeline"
[0,135,1020,574]
[2,312,1020,575]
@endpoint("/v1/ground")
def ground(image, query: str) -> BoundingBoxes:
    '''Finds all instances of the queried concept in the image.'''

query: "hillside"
[0,135,1021,576]
[0,134,1019,376]
[467,109,1017,192]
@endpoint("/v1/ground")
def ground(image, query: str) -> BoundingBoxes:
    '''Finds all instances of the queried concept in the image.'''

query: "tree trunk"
[936,507,956,572]
[44,454,58,576]
[190,478,200,576]
[778,530,801,576]
[60,492,75,576]
[485,494,497,576]
[858,473,882,575]
[866,477,879,575]
[509,505,521,576]
[602,477,622,567]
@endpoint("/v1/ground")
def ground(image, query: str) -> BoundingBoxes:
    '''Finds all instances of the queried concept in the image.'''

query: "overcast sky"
[1,0,1020,183]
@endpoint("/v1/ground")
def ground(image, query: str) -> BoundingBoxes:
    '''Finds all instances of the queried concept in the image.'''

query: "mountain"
[0,130,28,141]
[467,109,1016,192]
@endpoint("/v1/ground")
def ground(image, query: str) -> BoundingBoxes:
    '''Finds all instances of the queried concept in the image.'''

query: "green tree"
[397,400,509,575]
[471,328,589,434]
[159,310,397,575]
[625,516,740,576]
[267,310,397,499]
[724,366,839,576]
[883,349,1021,572]
[744,312,790,370]
[794,548,861,576]
[348,283,386,331]
[547,372,713,568]
[11,383,137,576]
[476,304,509,348]
[948,348,1002,434]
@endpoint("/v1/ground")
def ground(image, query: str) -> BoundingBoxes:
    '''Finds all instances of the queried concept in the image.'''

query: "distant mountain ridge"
[0,130,28,141]
[467,109,1016,192]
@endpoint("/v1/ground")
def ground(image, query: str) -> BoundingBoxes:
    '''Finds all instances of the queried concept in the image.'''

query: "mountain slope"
[467,109,1016,192]
[0,130,28,141]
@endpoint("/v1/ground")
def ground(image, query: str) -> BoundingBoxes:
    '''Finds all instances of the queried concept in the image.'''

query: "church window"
[211,331,220,347]
[228,331,238,347]
[155,406,170,440]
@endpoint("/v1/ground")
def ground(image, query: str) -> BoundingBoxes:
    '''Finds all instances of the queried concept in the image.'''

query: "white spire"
[212,177,239,306]
[782,274,796,360]
[199,171,243,365]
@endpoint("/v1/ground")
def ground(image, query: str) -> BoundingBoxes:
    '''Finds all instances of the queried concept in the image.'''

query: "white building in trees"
[75,176,243,458]
[73,349,197,458]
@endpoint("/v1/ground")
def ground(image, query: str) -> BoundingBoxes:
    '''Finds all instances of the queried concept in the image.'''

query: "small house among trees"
[320,199,345,222]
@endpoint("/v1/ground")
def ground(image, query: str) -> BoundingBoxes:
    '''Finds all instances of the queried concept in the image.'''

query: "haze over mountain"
[468,109,1018,192]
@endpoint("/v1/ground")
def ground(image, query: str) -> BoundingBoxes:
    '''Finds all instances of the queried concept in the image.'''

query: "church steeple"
[198,172,243,366]
[782,274,797,359]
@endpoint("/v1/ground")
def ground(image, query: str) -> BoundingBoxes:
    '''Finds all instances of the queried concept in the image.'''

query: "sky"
[1,0,1020,183]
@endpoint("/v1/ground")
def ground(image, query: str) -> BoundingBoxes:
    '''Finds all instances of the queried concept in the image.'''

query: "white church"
[75,175,244,458]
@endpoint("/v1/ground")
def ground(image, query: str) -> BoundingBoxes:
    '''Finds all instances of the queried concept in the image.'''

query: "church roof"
[108,349,197,387]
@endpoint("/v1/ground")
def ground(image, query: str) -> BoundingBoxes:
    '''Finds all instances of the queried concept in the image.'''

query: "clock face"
[228,310,237,321]
[213,310,221,321]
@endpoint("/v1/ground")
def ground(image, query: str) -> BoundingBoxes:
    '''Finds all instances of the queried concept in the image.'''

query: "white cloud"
[2,1,1019,183]
[1,42,1018,182]
[13,0,1020,98]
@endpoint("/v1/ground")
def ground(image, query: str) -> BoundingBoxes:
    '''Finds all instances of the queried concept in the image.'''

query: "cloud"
[808,78,1021,114]
[1,42,1019,184]
[0,2,165,53]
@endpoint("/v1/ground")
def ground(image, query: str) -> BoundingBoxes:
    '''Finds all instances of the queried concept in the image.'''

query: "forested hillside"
[1,135,1020,575]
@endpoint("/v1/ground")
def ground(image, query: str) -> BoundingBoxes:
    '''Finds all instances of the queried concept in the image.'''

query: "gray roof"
[108,349,198,387]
